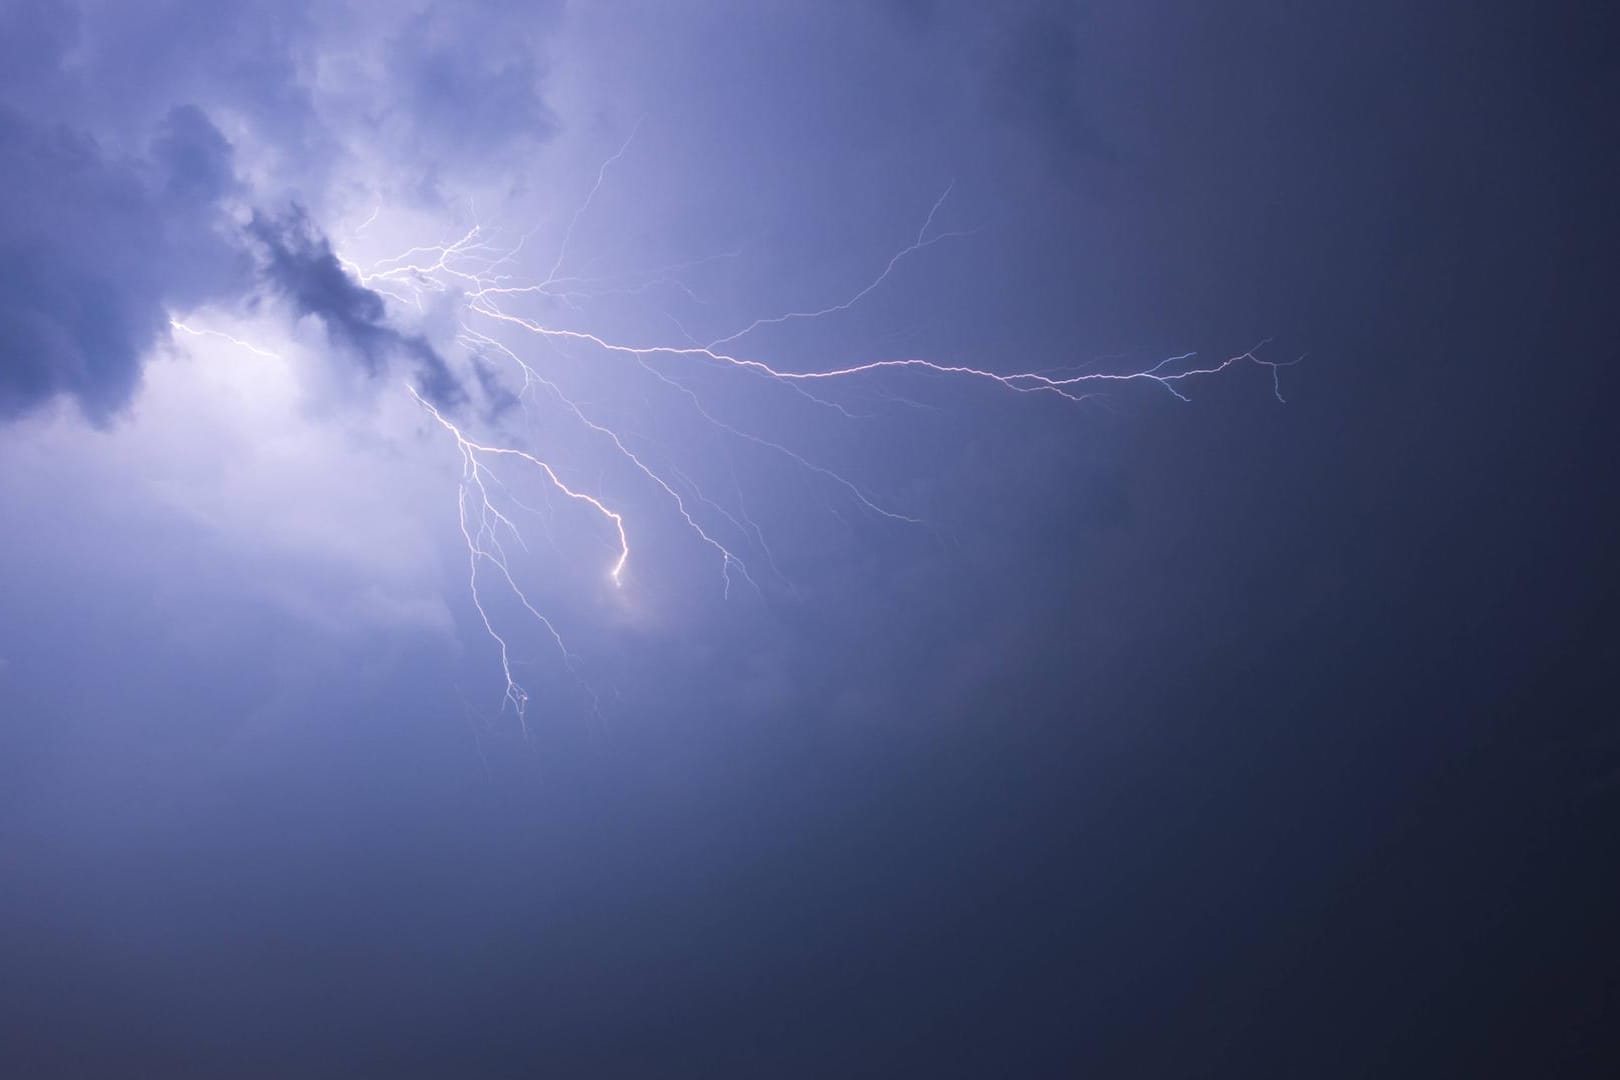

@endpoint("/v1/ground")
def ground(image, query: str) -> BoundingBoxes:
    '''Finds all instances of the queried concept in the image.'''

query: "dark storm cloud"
[0,0,550,422]
[1,0,323,173]
[249,207,465,409]
[0,95,465,422]
[0,104,248,423]
[150,104,240,204]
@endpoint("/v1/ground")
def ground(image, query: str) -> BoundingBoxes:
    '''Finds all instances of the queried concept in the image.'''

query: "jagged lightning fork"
[407,383,629,733]
[342,161,1297,732]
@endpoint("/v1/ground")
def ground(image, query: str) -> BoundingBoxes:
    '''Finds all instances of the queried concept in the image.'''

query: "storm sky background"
[1,1,1616,1075]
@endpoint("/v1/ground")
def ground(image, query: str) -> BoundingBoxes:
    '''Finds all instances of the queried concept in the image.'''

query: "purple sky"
[2,2,1617,1075]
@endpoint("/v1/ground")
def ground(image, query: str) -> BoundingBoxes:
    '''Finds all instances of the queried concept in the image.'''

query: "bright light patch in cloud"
[0,0,1295,736]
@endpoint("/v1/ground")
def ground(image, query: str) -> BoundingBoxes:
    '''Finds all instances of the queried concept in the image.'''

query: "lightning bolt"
[169,319,284,360]
[311,146,1302,732]
[406,384,628,735]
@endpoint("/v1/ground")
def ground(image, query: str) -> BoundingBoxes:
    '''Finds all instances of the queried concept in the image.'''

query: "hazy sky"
[2,2,1616,1075]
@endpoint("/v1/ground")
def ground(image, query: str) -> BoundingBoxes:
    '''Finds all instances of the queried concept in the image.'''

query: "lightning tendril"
[173,140,1299,733]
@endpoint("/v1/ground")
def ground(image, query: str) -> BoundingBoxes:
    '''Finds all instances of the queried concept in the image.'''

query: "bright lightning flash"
[200,140,1299,734]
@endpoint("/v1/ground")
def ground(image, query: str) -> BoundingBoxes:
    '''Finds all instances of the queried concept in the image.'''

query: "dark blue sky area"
[1,2,1617,1076]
